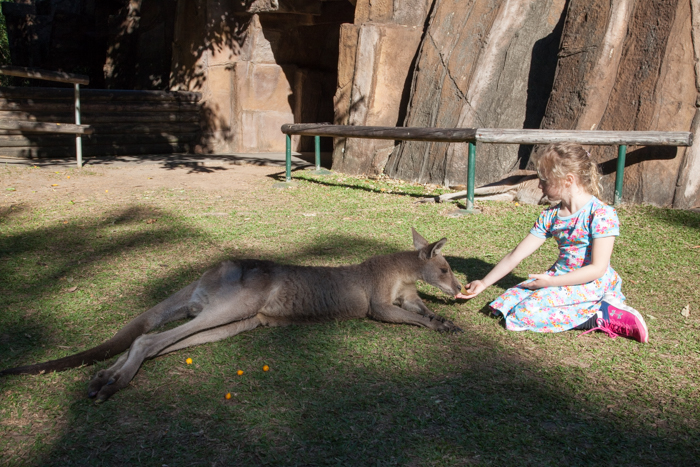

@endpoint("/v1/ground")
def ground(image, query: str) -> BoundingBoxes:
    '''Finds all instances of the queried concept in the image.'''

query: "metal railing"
[0,65,92,167]
[281,124,693,210]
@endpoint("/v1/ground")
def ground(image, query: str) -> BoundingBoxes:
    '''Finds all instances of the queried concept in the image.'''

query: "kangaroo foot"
[87,367,135,403]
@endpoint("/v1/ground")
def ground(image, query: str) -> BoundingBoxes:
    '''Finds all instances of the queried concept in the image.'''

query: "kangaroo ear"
[412,227,429,250]
[418,237,447,260]
[428,238,448,258]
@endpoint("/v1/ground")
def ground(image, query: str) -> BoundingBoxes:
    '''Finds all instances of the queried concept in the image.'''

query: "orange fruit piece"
[237,370,244,376]
[186,358,193,365]
[225,393,231,400]
[263,365,269,372]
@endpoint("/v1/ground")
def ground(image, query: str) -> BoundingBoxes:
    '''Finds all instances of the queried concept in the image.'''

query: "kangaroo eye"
[441,268,448,274]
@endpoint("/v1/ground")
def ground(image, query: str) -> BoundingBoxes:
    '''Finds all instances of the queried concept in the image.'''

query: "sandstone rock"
[385,0,567,187]
[331,22,423,175]
[354,0,431,27]
[673,0,700,209]
[541,0,696,207]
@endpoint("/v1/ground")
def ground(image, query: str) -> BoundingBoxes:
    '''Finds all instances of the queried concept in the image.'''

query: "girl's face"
[538,176,568,200]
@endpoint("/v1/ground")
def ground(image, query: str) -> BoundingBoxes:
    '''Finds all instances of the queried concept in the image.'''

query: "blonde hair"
[536,143,602,197]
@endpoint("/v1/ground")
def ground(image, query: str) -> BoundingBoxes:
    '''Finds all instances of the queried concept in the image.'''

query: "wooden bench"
[0,65,93,167]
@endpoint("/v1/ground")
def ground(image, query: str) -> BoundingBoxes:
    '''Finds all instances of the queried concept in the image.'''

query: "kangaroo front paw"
[437,318,463,333]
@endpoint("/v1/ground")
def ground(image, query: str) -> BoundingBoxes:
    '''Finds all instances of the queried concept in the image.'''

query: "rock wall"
[539,0,697,207]
[170,0,353,154]
[383,0,568,186]
[676,0,700,209]
[330,0,431,175]
[336,0,699,208]
[2,0,177,90]
[2,0,352,154]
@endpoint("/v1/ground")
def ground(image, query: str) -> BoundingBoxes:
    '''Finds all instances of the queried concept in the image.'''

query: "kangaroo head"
[411,228,462,296]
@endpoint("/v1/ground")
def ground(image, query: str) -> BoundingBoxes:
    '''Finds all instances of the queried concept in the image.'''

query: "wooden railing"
[281,124,694,210]
[0,65,92,167]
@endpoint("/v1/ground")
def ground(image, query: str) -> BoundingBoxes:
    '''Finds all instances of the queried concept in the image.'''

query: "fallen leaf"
[647,314,657,320]
[146,218,158,224]
[680,304,690,318]
[64,286,78,293]
[692,245,700,249]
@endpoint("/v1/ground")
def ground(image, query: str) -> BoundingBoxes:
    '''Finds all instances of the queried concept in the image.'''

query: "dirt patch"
[0,159,291,206]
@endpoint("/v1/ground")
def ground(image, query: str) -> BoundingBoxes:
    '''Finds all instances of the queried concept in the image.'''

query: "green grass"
[1,167,699,466]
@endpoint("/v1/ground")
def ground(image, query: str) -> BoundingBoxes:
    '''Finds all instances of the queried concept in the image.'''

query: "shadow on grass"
[1,222,698,465]
[267,168,436,201]
[22,321,700,466]
[0,205,208,370]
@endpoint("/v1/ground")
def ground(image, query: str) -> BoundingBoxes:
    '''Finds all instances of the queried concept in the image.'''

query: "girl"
[457,143,648,342]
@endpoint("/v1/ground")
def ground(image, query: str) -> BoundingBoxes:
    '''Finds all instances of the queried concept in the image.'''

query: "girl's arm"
[524,236,615,289]
[458,233,546,299]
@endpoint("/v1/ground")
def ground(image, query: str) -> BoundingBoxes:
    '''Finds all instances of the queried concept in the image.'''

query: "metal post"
[315,135,321,171]
[450,141,480,216]
[273,133,298,188]
[74,83,82,168]
[285,133,292,182]
[307,134,331,175]
[466,141,476,211]
[614,144,627,206]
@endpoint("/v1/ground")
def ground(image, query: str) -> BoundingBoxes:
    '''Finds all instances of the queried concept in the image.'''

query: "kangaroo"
[1,229,463,403]
[417,170,554,205]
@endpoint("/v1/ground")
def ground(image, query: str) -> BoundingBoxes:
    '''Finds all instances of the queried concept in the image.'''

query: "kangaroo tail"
[0,312,155,376]
[1,281,199,376]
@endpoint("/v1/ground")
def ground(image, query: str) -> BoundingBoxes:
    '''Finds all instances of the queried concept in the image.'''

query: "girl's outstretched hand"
[521,273,554,289]
[455,280,486,299]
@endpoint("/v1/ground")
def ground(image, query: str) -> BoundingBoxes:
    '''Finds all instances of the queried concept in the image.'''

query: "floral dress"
[490,196,625,333]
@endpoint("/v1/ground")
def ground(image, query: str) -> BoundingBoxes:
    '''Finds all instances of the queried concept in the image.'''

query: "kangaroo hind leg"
[156,316,262,356]
[89,267,266,402]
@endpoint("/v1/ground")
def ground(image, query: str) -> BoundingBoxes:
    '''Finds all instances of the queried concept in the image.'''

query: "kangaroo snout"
[438,275,462,296]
